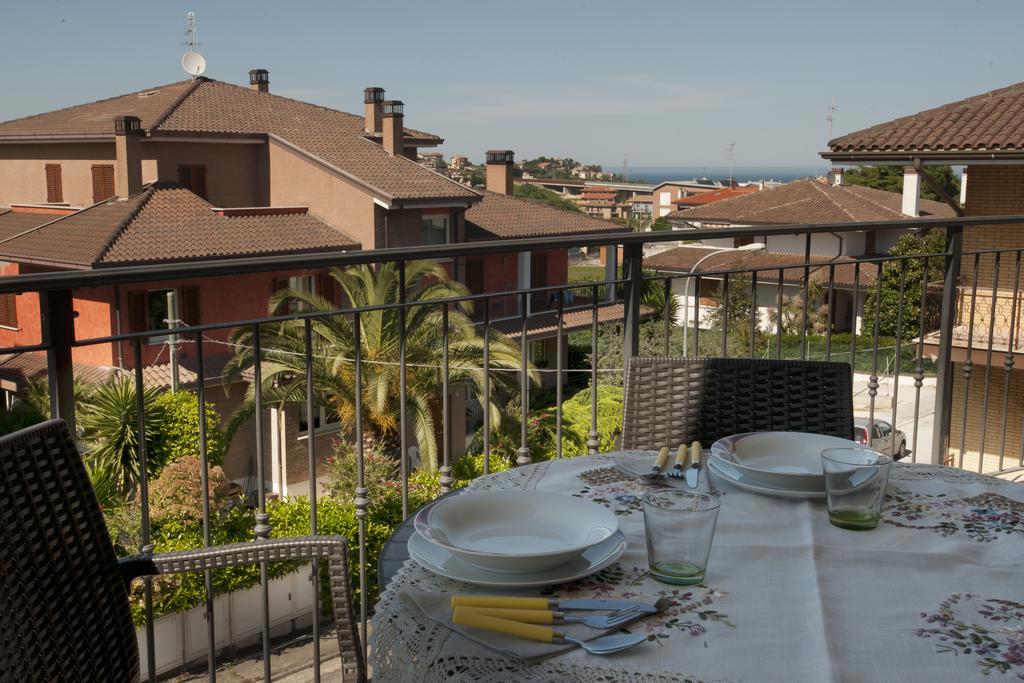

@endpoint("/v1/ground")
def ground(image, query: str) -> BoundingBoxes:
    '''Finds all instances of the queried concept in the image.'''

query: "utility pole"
[166,290,180,392]
[726,143,735,187]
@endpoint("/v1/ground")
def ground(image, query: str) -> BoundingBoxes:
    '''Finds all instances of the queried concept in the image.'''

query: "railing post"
[931,225,963,465]
[622,243,643,380]
[41,289,76,434]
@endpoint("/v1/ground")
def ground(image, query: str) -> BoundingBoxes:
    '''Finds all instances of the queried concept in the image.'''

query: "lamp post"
[681,242,767,355]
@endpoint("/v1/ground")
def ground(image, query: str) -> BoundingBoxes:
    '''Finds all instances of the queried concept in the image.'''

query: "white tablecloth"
[369,453,1024,682]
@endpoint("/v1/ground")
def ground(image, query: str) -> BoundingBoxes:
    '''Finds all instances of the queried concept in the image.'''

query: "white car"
[853,418,908,460]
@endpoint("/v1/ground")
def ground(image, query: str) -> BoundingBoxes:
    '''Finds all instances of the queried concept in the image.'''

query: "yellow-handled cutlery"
[453,608,647,655]
[641,446,671,482]
[666,441,702,488]
[451,594,654,612]
[456,604,656,629]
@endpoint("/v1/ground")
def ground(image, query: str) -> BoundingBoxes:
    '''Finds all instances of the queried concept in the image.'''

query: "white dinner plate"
[408,529,628,588]
[711,432,854,492]
[414,490,618,573]
[708,454,825,499]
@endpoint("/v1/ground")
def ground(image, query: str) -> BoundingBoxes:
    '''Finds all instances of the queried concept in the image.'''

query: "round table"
[369,451,1024,682]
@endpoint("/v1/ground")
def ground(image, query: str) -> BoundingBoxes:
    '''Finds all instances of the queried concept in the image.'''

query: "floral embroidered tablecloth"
[369,453,1024,682]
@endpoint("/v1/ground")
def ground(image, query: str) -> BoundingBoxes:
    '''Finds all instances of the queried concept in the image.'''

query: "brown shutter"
[92,165,114,203]
[465,259,484,293]
[0,293,17,328]
[178,165,208,199]
[180,286,200,326]
[318,274,339,306]
[128,291,147,333]
[45,164,63,203]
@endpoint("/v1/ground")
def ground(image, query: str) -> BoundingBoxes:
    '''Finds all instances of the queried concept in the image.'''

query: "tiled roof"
[672,186,760,207]
[646,246,878,288]
[828,81,1024,154]
[465,190,629,239]
[135,351,234,390]
[0,78,473,202]
[0,351,115,386]
[494,303,656,342]
[0,185,360,268]
[0,209,60,241]
[668,179,954,225]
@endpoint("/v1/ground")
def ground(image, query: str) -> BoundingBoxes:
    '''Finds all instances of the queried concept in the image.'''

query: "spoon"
[453,608,647,654]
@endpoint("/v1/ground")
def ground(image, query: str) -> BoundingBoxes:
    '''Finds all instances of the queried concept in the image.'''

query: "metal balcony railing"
[2,215,1024,680]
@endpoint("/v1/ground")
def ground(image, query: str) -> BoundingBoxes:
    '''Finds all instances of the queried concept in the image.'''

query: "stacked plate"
[411,490,626,587]
[709,432,855,499]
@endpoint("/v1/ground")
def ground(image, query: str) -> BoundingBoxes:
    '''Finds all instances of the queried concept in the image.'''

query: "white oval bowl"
[414,491,619,573]
[711,431,855,492]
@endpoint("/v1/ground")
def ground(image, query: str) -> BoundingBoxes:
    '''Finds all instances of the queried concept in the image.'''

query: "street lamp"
[681,242,767,355]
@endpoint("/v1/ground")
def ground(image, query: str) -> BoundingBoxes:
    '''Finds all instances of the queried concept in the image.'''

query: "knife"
[686,441,701,489]
[451,595,657,613]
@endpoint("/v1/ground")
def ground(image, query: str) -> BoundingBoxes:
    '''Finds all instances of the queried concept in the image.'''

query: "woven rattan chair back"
[621,357,854,450]
[0,419,139,681]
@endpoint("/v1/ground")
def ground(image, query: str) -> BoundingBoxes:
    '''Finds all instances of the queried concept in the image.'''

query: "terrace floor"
[171,629,345,682]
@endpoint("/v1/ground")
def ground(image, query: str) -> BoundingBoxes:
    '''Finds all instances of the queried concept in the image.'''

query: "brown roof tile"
[646,246,878,288]
[0,351,115,386]
[465,190,629,240]
[0,186,360,268]
[0,210,59,241]
[154,80,475,202]
[827,81,1024,154]
[668,179,954,225]
[495,303,655,341]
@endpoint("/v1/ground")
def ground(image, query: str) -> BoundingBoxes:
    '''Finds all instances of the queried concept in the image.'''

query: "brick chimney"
[249,69,269,93]
[486,150,515,195]
[113,115,143,197]
[364,87,385,134]
[901,166,921,217]
[381,100,404,156]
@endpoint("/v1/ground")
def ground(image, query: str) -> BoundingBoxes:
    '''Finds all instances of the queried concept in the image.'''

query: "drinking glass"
[821,447,892,530]
[642,490,720,585]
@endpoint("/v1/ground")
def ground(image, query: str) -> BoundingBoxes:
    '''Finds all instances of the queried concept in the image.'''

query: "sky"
[1,0,1022,169]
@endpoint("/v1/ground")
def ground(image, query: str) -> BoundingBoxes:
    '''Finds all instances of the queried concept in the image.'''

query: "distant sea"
[615,166,825,185]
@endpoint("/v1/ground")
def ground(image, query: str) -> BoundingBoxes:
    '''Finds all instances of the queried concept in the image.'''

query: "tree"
[705,275,758,353]
[843,165,960,204]
[640,272,680,322]
[862,231,947,340]
[149,390,228,468]
[650,217,672,232]
[513,183,582,213]
[225,260,534,470]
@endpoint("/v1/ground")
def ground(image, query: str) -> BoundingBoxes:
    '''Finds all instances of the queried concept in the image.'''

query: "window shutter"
[92,165,114,203]
[465,259,484,293]
[180,286,200,326]
[317,274,339,306]
[45,164,63,203]
[128,291,147,333]
[0,293,17,328]
[178,165,208,199]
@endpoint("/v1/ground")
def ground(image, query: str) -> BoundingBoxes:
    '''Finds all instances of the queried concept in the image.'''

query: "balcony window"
[298,404,341,437]
[421,215,449,246]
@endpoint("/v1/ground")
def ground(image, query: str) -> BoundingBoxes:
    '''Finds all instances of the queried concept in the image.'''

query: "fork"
[458,604,651,629]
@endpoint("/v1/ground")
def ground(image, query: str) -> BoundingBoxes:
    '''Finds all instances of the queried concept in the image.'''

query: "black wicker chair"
[621,357,854,450]
[0,419,365,682]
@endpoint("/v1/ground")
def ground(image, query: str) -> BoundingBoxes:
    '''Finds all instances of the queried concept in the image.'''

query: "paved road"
[852,373,935,464]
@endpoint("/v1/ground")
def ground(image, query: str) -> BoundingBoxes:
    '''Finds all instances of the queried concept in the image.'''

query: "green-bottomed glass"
[649,561,705,585]
[829,506,880,530]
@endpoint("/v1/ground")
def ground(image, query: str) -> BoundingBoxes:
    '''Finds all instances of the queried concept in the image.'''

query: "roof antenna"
[826,98,837,142]
[726,142,735,187]
[181,11,206,79]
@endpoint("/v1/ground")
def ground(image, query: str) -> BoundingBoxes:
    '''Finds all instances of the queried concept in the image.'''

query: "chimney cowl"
[114,115,143,136]
[486,150,515,164]
[382,100,404,116]
[249,69,270,93]
[364,87,385,103]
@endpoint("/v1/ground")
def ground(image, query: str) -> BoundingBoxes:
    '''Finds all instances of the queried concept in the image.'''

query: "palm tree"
[225,260,536,470]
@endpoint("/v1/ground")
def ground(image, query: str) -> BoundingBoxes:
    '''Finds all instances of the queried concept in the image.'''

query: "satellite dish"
[181,51,206,77]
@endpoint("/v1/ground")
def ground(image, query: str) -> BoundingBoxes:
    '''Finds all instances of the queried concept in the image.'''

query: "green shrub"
[150,390,228,468]
[561,384,624,453]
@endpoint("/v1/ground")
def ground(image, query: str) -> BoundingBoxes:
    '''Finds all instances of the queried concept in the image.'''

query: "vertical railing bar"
[556,290,564,460]
[482,300,491,476]
[851,262,861,370]
[251,325,271,683]
[352,310,369,663]
[867,261,883,438]
[588,284,599,455]
[303,318,321,681]
[775,269,784,360]
[911,255,930,463]
[662,277,671,356]
[721,272,730,358]
[800,233,812,360]
[957,254,981,469]
[977,252,1001,473]
[932,226,964,466]
[194,332,216,681]
[517,293,530,466]
[441,303,455,487]
[398,262,409,519]
[825,264,836,361]
[749,269,757,358]
[998,250,1021,471]
[891,260,908,460]
[693,274,701,356]
[133,338,156,683]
